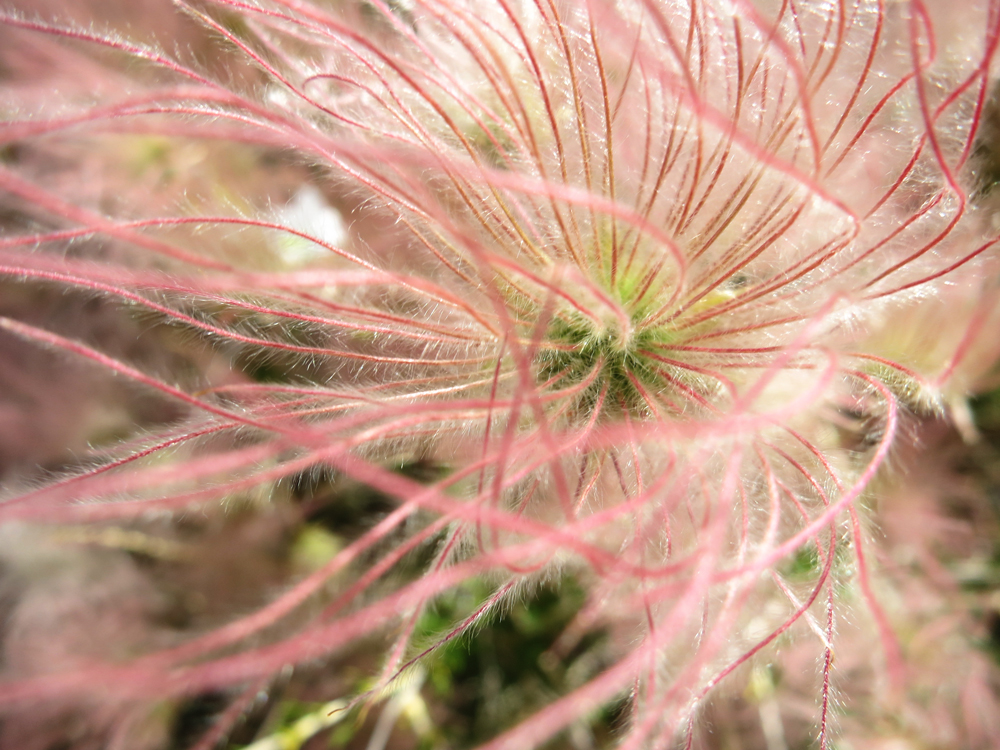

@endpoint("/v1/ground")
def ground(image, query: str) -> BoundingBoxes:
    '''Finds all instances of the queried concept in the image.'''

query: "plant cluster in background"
[2,0,1000,748]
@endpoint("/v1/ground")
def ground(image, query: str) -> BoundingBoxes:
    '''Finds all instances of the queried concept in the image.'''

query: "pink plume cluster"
[2,0,1000,748]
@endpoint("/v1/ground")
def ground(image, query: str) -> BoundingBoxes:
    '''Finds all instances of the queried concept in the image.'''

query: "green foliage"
[417,576,617,749]
[971,387,1000,434]
[781,546,822,582]
[239,698,351,750]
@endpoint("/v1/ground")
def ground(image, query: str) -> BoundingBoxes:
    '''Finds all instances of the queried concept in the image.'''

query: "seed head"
[1,0,999,748]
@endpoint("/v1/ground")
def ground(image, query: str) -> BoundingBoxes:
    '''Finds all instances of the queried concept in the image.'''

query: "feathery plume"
[1,0,1000,747]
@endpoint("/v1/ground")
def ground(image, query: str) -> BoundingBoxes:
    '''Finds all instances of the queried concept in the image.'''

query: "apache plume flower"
[1,0,1000,748]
